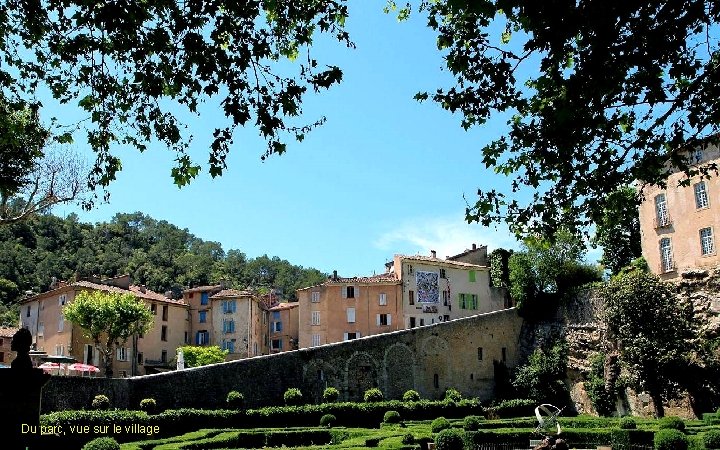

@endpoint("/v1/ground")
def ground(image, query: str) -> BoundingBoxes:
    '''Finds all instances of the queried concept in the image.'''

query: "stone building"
[639,143,720,278]
[182,284,224,346]
[0,326,18,366]
[268,302,299,353]
[19,275,189,376]
[210,289,268,359]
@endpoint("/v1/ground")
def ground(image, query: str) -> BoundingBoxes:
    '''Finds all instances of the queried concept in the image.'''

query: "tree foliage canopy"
[592,187,642,275]
[63,289,154,377]
[177,345,228,367]
[602,270,697,417]
[0,0,352,198]
[394,0,720,237]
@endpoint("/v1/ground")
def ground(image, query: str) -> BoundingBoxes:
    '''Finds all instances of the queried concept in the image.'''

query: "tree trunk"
[103,341,114,379]
[650,390,665,418]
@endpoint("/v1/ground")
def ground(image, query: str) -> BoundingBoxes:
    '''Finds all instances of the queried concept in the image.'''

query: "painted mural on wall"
[416,271,439,303]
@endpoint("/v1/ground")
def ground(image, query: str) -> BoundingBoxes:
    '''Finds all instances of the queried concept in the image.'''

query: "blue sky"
[51,2,597,276]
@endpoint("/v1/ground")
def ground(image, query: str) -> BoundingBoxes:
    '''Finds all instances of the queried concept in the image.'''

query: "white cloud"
[374,215,519,258]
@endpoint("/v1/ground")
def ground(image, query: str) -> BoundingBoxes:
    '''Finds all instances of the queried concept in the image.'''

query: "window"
[222,300,236,314]
[0,338,3,346]
[223,319,235,333]
[271,320,282,332]
[469,270,476,282]
[184,331,188,344]
[311,334,321,347]
[344,332,358,340]
[691,148,704,164]
[344,286,355,299]
[38,322,44,337]
[346,307,356,323]
[150,303,157,315]
[161,350,167,363]
[55,344,64,356]
[442,290,449,306]
[655,194,670,227]
[377,313,391,326]
[271,339,283,351]
[26,306,30,317]
[477,347,483,361]
[408,264,413,274]
[408,290,415,305]
[440,268,446,279]
[660,238,674,272]
[701,227,715,255]
[695,182,710,209]
[409,317,416,328]
[253,342,258,355]
[116,347,128,361]
[311,291,320,303]
[58,294,66,306]
[199,310,207,323]
[196,330,209,345]
[161,325,167,341]
[311,311,320,326]
[379,293,387,306]
[58,313,64,332]
[137,352,144,364]
[433,373,439,388]
[272,311,280,321]
[200,292,209,305]
[471,294,478,310]
[443,314,450,322]
[419,318,425,326]
[162,305,168,321]
[459,293,467,309]
[501,347,507,362]
[222,339,235,353]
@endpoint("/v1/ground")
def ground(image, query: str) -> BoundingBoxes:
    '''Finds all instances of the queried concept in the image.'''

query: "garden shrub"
[364,388,384,402]
[402,433,415,445]
[226,391,244,409]
[139,398,157,414]
[323,387,340,403]
[320,413,336,428]
[283,388,303,406]
[435,428,465,450]
[403,389,421,402]
[91,395,110,411]
[658,416,685,431]
[431,416,451,433]
[445,388,462,402]
[82,437,120,450]
[365,437,380,447]
[618,416,637,429]
[464,415,482,431]
[705,430,720,449]
[383,410,401,424]
[654,429,688,450]
[488,399,535,418]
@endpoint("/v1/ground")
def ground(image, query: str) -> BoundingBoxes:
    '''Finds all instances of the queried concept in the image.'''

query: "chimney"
[164,291,173,299]
[431,250,437,258]
[472,243,477,250]
[332,270,338,281]
[140,285,146,293]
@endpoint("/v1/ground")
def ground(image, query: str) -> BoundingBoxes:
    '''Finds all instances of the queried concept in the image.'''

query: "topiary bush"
[402,433,415,445]
[82,437,120,450]
[403,389,421,402]
[139,398,156,414]
[704,430,720,449]
[464,415,482,431]
[618,416,637,430]
[284,388,303,406]
[654,429,688,450]
[383,410,401,424]
[319,413,336,428]
[658,416,686,432]
[364,388,384,403]
[435,428,465,450]
[226,391,244,409]
[323,387,340,403]
[431,416,451,433]
[445,388,462,402]
[91,394,110,411]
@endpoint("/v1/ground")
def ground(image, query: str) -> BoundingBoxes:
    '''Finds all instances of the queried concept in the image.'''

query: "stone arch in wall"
[420,335,450,400]
[303,358,342,404]
[383,343,415,400]
[345,351,378,402]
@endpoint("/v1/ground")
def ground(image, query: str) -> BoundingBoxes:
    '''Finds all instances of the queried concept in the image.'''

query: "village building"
[268,302,299,353]
[209,289,268,359]
[0,326,18,366]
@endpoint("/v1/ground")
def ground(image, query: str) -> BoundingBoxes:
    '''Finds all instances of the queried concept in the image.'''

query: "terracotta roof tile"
[396,254,487,268]
[210,289,254,299]
[22,281,187,306]
[0,326,19,338]
[183,285,223,294]
[269,302,299,311]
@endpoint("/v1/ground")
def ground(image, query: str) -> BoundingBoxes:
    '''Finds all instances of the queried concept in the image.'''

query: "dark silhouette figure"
[534,436,569,450]
[10,328,33,370]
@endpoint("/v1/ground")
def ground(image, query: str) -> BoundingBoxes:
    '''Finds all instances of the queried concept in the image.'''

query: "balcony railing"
[653,215,672,229]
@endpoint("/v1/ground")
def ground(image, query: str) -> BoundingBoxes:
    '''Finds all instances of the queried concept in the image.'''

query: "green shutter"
[469,270,476,282]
